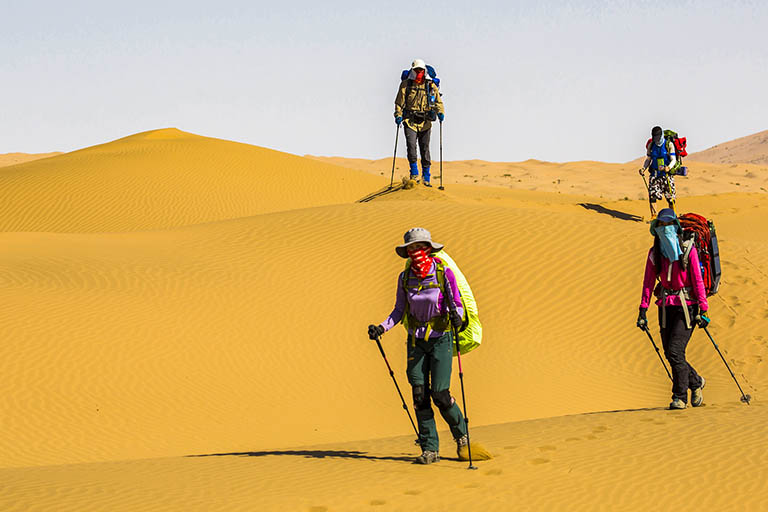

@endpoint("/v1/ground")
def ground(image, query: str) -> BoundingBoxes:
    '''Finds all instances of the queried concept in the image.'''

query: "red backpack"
[678,213,721,296]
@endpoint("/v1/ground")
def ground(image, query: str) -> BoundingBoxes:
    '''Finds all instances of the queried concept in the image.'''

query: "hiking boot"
[669,398,687,410]
[415,450,439,465]
[410,174,420,183]
[423,180,432,187]
[691,377,706,407]
[456,434,468,457]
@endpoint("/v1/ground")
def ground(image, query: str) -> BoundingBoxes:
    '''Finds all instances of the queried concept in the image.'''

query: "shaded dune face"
[1,128,767,511]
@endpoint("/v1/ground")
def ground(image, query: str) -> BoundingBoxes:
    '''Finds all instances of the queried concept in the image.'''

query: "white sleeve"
[667,141,676,168]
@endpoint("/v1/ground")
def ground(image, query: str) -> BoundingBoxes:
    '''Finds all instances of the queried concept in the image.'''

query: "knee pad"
[412,385,431,411]
[431,389,454,411]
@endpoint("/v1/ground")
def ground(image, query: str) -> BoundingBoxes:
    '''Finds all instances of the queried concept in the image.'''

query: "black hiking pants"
[658,304,703,402]
[404,124,431,170]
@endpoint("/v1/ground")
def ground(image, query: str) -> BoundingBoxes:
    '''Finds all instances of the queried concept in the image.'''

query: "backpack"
[400,250,482,356]
[645,129,688,176]
[400,64,440,87]
[678,213,722,296]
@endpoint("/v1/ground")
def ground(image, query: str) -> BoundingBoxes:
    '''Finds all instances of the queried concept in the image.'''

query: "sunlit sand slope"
[2,189,766,471]
[0,129,383,232]
[689,129,768,165]
[1,403,766,511]
[0,152,61,168]
[310,155,768,199]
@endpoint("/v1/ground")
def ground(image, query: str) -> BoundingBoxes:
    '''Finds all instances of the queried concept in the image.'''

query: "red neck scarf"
[414,70,425,84]
[408,247,434,280]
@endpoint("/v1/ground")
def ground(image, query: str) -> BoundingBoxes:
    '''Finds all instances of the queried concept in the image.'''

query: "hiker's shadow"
[188,449,416,464]
[579,203,643,222]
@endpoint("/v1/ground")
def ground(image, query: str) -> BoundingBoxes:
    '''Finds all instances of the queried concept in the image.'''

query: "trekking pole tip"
[468,465,478,470]
[741,394,752,405]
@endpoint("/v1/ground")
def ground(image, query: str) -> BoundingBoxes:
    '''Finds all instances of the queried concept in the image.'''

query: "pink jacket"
[640,246,708,311]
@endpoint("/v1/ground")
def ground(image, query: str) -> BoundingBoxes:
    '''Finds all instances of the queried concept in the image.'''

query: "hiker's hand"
[437,112,444,122]
[695,313,710,329]
[638,168,645,176]
[636,308,648,329]
[368,324,385,340]
[450,310,462,329]
[395,116,403,126]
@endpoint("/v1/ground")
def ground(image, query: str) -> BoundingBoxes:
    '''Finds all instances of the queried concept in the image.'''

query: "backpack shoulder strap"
[681,238,695,270]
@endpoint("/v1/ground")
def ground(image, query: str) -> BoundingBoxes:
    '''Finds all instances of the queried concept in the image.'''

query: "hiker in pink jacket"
[637,209,710,410]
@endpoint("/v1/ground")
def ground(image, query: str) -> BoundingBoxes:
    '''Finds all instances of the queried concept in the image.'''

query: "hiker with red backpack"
[639,126,688,214]
[394,59,444,187]
[636,208,712,410]
[368,227,468,465]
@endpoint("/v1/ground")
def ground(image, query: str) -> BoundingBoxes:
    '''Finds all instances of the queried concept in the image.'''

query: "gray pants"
[404,124,431,170]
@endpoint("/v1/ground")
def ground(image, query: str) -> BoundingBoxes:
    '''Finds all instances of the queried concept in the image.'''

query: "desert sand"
[0,152,61,168]
[1,129,767,511]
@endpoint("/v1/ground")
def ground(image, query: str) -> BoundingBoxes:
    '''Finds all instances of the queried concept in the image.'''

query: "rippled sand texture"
[1,129,767,511]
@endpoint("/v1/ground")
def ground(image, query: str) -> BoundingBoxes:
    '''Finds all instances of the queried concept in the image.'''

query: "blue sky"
[2,0,766,162]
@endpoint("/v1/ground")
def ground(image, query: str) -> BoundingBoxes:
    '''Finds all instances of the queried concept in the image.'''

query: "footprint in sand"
[370,500,387,506]
[485,468,503,475]
[404,490,421,496]
[529,458,551,465]
[538,445,557,452]
[504,445,518,450]
[592,426,608,433]
[586,434,598,440]
[308,507,328,512]
[565,437,581,442]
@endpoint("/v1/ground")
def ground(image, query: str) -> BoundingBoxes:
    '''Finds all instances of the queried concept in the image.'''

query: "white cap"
[411,58,426,70]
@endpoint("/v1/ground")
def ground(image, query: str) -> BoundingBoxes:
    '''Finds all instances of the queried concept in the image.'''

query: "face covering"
[655,224,682,262]
[414,69,425,84]
[653,133,664,147]
[407,246,434,280]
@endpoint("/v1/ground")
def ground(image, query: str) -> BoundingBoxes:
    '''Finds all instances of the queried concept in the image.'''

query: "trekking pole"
[443,282,477,470]
[639,170,655,218]
[642,326,672,382]
[389,124,400,189]
[702,327,752,404]
[438,120,444,191]
[374,335,421,438]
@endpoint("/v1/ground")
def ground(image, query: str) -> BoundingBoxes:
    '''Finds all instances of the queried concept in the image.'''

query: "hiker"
[394,59,444,187]
[637,208,711,410]
[639,126,678,212]
[368,227,467,464]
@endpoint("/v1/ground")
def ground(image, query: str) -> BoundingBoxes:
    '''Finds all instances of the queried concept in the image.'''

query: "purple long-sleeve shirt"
[380,260,464,339]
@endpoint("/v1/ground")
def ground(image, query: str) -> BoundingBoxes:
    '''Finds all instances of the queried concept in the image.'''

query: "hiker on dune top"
[637,208,710,410]
[639,126,679,213]
[394,59,444,187]
[368,228,467,465]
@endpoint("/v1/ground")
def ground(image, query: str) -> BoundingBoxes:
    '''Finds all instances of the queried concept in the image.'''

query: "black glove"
[695,312,711,329]
[368,324,385,340]
[450,310,463,329]
[636,308,648,329]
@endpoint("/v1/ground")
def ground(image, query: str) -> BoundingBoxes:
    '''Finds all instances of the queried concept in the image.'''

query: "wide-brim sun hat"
[649,208,682,235]
[411,58,426,70]
[395,227,444,258]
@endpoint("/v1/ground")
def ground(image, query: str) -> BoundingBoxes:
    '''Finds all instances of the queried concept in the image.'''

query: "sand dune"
[689,129,768,165]
[0,152,61,168]
[0,129,382,232]
[2,130,767,510]
[310,155,768,199]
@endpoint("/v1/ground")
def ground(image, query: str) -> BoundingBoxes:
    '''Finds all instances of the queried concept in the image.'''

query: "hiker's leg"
[683,305,704,390]
[665,175,677,208]
[417,127,432,176]
[404,125,419,177]
[407,337,438,451]
[429,332,467,440]
[659,306,695,402]
[648,176,663,204]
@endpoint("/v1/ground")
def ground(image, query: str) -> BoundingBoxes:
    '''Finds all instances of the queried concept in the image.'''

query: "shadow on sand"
[187,449,418,463]
[579,203,643,222]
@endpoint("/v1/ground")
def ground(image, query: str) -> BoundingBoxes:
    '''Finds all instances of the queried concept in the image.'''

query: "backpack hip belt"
[660,286,693,329]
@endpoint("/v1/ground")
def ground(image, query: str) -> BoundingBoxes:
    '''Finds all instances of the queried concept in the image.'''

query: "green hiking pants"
[406,331,467,452]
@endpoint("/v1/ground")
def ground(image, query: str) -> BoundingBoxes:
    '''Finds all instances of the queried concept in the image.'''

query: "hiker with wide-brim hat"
[637,208,710,410]
[368,227,467,464]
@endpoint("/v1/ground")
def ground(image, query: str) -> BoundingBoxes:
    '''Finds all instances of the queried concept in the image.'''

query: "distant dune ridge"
[0,151,61,168]
[1,128,767,511]
[688,129,768,165]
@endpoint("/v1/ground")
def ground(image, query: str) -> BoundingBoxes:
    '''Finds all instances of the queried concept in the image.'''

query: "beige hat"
[411,58,426,70]
[395,227,444,258]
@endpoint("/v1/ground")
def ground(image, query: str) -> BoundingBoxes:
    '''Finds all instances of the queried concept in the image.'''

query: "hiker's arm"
[433,82,444,115]
[380,271,406,331]
[444,268,464,318]
[666,142,677,170]
[394,81,406,118]
[640,249,657,309]
[688,247,709,312]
